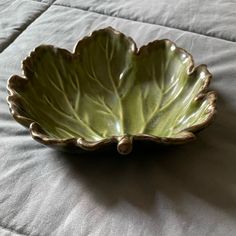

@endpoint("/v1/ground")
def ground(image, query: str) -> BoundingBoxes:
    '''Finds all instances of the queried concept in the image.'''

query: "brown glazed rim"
[6,27,217,155]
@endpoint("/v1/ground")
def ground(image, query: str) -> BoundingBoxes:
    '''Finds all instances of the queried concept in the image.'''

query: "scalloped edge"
[6,27,217,155]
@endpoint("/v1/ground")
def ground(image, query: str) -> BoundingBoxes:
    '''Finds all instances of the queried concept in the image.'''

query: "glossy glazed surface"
[7,27,216,154]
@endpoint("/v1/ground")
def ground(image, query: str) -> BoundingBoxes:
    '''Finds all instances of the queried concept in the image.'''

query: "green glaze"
[7,27,216,154]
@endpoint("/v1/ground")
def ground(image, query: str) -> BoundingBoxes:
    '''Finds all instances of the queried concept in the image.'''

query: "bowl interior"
[9,29,214,141]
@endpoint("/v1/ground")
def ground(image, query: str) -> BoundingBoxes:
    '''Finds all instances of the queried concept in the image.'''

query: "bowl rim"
[6,27,217,155]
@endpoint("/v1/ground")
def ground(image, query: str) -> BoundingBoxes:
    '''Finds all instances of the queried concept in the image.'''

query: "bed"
[0,0,236,235]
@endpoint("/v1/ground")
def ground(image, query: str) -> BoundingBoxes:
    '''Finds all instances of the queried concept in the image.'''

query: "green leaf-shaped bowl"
[7,27,216,155]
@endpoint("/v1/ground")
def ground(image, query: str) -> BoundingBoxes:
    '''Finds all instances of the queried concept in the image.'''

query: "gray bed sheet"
[0,1,236,235]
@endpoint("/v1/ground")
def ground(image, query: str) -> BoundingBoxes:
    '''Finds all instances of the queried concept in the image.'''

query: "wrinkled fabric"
[55,0,236,42]
[0,1,236,236]
[0,0,51,53]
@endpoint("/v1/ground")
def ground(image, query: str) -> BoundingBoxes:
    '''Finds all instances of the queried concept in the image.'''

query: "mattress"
[0,0,236,235]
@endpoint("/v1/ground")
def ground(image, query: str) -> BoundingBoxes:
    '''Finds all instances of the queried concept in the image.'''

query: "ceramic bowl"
[7,27,216,155]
